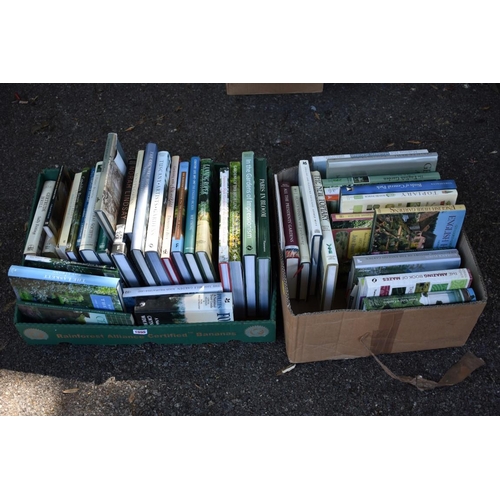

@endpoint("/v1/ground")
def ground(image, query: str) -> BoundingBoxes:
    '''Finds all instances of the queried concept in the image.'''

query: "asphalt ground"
[1,83,499,419]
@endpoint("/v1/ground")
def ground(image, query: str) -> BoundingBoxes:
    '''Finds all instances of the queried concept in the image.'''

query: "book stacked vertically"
[11,133,273,328]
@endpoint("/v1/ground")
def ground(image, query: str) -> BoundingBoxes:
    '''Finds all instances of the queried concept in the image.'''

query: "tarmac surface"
[1,83,499,416]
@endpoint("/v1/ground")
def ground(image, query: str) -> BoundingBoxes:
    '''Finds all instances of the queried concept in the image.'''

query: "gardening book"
[369,205,466,253]
[134,292,234,325]
[94,132,128,242]
[218,163,231,292]
[8,264,124,312]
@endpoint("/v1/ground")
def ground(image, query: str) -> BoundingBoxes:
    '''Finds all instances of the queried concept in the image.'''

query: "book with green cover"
[228,161,246,320]
[195,159,217,282]
[8,264,124,311]
[254,157,272,317]
[17,300,135,325]
[242,151,257,317]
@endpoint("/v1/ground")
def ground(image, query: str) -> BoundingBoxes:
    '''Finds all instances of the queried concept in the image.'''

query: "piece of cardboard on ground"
[226,84,323,95]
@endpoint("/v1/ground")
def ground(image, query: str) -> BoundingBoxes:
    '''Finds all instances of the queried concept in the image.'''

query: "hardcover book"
[79,161,104,265]
[339,188,458,213]
[279,182,300,300]
[8,264,124,312]
[369,205,467,253]
[311,170,339,310]
[291,186,311,301]
[311,149,430,176]
[321,171,442,188]
[145,150,173,285]
[23,179,56,255]
[184,156,205,283]
[55,171,82,260]
[255,157,272,317]
[242,151,257,317]
[94,132,128,242]
[96,227,113,266]
[171,160,193,284]
[326,151,438,179]
[110,156,143,287]
[340,178,456,196]
[228,161,246,320]
[354,267,473,310]
[130,142,158,286]
[298,160,322,295]
[65,167,91,261]
[17,300,135,326]
[195,159,218,283]
[24,254,120,278]
[134,292,234,325]
[41,234,58,258]
[124,150,144,239]
[43,164,74,240]
[160,154,182,284]
[362,287,476,311]
[218,163,231,292]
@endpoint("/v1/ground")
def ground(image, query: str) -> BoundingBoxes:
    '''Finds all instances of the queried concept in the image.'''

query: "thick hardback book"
[55,171,82,259]
[330,212,374,277]
[242,151,257,316]
[171,160,193,284]
[159,154,182,284]
[96,227,113,266]
[43,165,74,240]
[17,300,135,326]
[324,150,439,179]
[94,132,128,242]
[24,254,120,278]
[110,156,142,288]
[322,171,441,188]
[130,142,158,286]
[124,150,144,240]
[354,267,473,310]
[65,168,91,261]
[279,182,300,300]
[339,186,458,213]
[347,248,461,297]
[255,157,272,317]
[134,292,234,325]
[311,149,430,177]
[291,186,311,301]
[79,161,104,265]
[122,281,223,312]
[145,150,172,285]
[24,179,56,255]
[369,204,467,253]
[218,163,231,292]
[228,161,246,320]
[195,159,218,282]
[8,264,124,311]
[184,156,204,283]
[311,170,339,311]
[298,160,322,295]
[362,287,476,311]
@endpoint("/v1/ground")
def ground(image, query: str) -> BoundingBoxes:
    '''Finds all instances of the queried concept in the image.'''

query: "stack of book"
[308,148,475,311]
[12,133,273,326]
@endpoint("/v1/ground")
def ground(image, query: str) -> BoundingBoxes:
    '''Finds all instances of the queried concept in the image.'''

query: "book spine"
[322,171,442,187]
[42,234,58,258]
[65,168,91,261]
[160,155,181,284]
[124,150,144,238]
[291,185,310,301]
[43,165,71,239]
[340,179,456,196]
[363,287,476,310]
[172,160,190,254]
[130,143,158,286]
[74,166,96,260]
[218,164,231,292]
[24,179,56,255]
[56,172,82,259]
[96,227,113,265]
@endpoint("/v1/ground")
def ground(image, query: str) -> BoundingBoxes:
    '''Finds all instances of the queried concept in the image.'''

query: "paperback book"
[124,150,144,240]
[56,171,82,259]
[8,264,124,311]
[370,205,466,253]
[218,163,231,292]
[322,171,442,188]
[134,292,234,325]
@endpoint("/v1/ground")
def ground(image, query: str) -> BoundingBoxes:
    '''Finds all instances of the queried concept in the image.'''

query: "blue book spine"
[76,166,96,250]
[341,179,457,196]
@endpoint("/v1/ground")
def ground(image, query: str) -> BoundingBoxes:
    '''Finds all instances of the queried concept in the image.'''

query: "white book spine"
[124,150,144,237]
[24,180,56,255]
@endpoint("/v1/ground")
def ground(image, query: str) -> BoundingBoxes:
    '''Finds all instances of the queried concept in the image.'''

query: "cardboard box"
[226,84,324,95]
[275,166,488,364]
[13,168,277,346]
